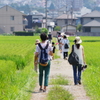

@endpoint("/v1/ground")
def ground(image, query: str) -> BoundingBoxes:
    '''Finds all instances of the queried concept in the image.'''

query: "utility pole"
[45,0,47,28]
[66,0,68,32]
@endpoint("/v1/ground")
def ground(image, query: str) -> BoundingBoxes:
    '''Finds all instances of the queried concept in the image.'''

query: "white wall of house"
[91,27,100,32]
[57,19,76,28]
[61,25,76,32]
[0,6,25,34]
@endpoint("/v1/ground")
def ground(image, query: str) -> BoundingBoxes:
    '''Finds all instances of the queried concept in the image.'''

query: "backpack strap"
[45,43,49,49]
[38,43,49,50]
[38,43,43,50]
[72,45,74,52]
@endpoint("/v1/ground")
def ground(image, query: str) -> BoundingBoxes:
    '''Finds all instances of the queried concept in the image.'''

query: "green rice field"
[0,36,39,100]
[0,36,100,100]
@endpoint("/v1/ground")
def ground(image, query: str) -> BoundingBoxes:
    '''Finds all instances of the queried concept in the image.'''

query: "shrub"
[54,26,61,31]
[76,24,82,32]
[41,28,48,34]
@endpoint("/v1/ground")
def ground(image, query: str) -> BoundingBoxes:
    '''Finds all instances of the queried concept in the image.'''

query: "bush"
[76,24,82,32]
[41,28,48,34]
[35,26,41,33]
[13,31,34,36]
[54,26,61,31]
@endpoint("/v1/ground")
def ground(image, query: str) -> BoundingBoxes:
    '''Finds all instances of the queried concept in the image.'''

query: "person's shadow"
[26,90,42,94]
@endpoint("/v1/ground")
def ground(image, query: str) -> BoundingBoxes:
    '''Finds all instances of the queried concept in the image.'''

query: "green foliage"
[35,26,41,33]
[13,31,34,36]
[0,36,39,100]
[0,60,37,100]
[47,86,74,100]
[76,24,82,32]
[41,28,48,34]
[50,75,69,85]
[54,26,61,31]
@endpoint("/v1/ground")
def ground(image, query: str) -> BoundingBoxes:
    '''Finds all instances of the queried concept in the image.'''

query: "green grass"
[0,36,39,100]
[68,36,100,100]
[47,86,74,100]
[50,75,69,85]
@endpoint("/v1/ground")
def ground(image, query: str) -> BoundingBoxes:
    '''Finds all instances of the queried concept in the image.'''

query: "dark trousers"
[63,52,68,59]
[72,64,82,85]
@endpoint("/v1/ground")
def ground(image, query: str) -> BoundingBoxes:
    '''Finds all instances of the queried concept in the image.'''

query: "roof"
[0,5,26,15]
[56,14,77,19]
[82,10,100,18]
[83,20,100,27]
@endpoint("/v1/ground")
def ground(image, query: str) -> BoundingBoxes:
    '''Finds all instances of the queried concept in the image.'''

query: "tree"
[35,26,41,33]
[76,24,82,32]
[41,28,48,34]
[54,26,61,31]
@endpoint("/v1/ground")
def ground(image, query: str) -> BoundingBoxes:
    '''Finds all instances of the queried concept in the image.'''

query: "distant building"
[81,10,100,32]
[0,5,27,34]
[56,14,77,33]
[56,14,77,27]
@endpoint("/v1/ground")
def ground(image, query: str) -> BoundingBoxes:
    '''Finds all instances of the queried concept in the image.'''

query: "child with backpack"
[61,35,70,59]
[34,39,40,72]
[34,33,53,92]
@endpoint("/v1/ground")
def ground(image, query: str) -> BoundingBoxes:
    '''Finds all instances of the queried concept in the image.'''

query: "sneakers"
[43,89,46,92]
[39,88,46,92]
[78,81,81,85]
[39,88,43,92]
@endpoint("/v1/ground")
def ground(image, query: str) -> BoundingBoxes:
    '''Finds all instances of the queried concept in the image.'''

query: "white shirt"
[74,45,84,65]
[61,39,70,52]
[36,42,52,62]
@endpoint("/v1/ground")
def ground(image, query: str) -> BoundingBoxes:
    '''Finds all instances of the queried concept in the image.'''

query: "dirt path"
[31,50,90,100]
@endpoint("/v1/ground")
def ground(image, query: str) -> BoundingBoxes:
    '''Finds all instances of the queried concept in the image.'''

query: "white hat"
[74,37,82,44]
[61,32,65,36]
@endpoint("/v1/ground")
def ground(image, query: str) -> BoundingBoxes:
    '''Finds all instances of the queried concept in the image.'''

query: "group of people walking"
[34,32,86,92]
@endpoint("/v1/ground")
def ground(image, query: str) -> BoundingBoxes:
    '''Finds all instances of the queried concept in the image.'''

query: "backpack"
[64,43,69,49]
[58,37,61,43]
[68,45,79,65]
[64,40,69,49]
[38,43,49,66]
[48,34,52,39]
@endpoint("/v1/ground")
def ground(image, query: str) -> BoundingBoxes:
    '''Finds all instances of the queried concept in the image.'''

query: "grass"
[50,75,69,85]
[0,36,39,100]
[47,86,74,100]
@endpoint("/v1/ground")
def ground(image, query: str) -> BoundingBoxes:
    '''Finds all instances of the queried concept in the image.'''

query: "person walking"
[34,39,40,72]
[71,37,86,85]
[48,32,52,43]
[34,33,53,92]
[61,35,70,59]
[52,42,56,60]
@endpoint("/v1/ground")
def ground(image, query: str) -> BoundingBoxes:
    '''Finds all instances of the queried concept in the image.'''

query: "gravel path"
[30,50,90,100]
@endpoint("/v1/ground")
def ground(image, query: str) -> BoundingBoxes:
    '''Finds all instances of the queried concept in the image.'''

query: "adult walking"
[71,37,86,85]
[34,33,53,92]
[61,35,70,59]
[48,32,52,43]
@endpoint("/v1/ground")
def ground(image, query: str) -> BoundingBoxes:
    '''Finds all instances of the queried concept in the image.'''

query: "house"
[25,14,43,29]
[61,25,76,33]
[56,14,77,33]
[81,10,100,32]
[0,5,27,34]
[42,16,54,32]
